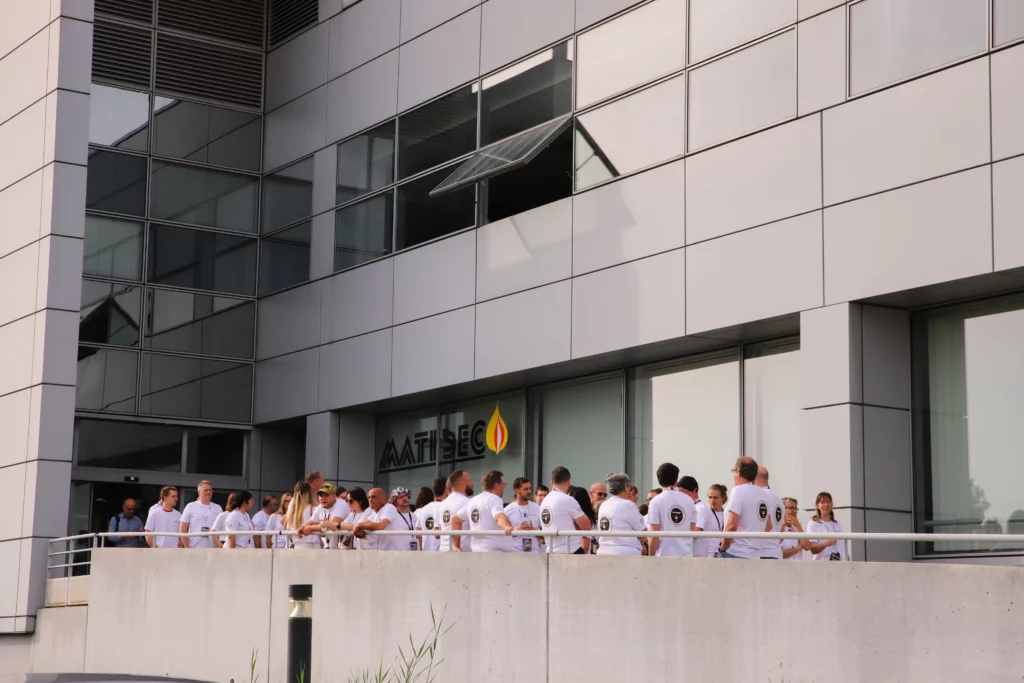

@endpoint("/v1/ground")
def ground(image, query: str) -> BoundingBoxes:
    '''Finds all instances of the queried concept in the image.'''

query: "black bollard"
[287,584,313,683]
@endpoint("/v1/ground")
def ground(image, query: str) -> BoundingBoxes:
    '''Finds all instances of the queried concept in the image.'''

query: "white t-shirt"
[252,509,270,533]
[807,519,846,561]
[311,499,347,549]
[647,489,696,557]
[504,500,543,553]
[226,509,255,548]
[212,510,231,547]
[415,500,442,552]
[540,489,585,554]
[781,523,803,560]
[290,505,321,548]
[759,486,784,559]
[595,495,644,556]
[723,482,769,559]
[144,507,182,548]
[698,506,725,558]
[180,501,223,549]
[438,492,471,552]
[266,513,289,548]
[348,508,375,549]
[372,503,417,551]
[457,492,513,553]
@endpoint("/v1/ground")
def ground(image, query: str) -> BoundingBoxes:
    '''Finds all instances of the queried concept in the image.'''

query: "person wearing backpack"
[107,498,145,548]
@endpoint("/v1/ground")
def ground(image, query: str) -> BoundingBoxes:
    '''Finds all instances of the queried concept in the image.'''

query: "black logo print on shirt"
[758,502,768,521]
[599,517,610,531]
[670,507,685,525]
[775,505,783,524]
[425,517,435,530]
[471,509,480,524]
[541,509,551,525]
[442,510,451,524]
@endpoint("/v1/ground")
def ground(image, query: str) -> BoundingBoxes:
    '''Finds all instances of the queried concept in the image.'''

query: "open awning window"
[429,116,571,197]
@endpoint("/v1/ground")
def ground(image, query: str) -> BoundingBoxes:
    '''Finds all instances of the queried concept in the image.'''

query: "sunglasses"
[593,492,607,498]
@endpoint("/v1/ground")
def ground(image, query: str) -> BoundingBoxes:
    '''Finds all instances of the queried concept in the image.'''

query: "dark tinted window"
[76,419,183,472]
[487,126,573,223]
[144,288,255,358]
[398,86,477,179]
[76,346,139,413]
[335,193,393,272]
[79,279,142,347]
[396,166,476,250]
[153,97,261,171]
[337,122,395,205]
[86,150,148,216]
[150,160,259,233]
[147,224,257,296]
[262,157,314,233]
[260,221,311,295]
[83,216,145,281]
[186,428,245,476]
[139,353,253,422]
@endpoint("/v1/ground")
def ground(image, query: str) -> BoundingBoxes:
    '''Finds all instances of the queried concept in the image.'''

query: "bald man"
[355,487,415,551]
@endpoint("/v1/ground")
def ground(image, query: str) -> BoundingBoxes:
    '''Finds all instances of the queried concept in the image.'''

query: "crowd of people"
[105,456,848,560]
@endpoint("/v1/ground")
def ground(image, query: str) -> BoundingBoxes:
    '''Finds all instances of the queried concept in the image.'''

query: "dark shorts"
[573,548,585,555]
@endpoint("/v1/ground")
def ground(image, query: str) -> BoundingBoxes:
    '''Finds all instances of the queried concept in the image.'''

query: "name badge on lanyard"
[523,538,533,552]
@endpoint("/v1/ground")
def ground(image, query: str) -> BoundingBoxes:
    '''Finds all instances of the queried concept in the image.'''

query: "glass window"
[375,407,441,497]
[83,215,144,281]
[139,353,253,422]
[396,165,476,250]
[576,0,688,108]
[86,150,148,217]
[150,160,259,234]
[397,86,477,180]
[147,224,258,296]
[89,84,150,152]
[687,30,796,151]
[688,0,794,64]
[76,420,183,472]
[144,288,255,358]
[487,126,572,223]
[336,122,395,205]
[335,193,393,272]
[260,222,311,295]
[153,97,261,171]
[185,428,245,476]
[439,395,526,489]
[79,280,142,347]
[913,296,1024,554]
[480,40,573,146]
[262,157,314,233]
[850,0,988,95]
[995,0,1024,46]
[574,75,686,191]
[76,346,139,413]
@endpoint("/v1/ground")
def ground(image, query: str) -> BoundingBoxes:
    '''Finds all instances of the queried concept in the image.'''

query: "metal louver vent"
[269,0,318,47]
[156,33,263,110]
[158,0,265,49]
[92,20,153,89]
[95,0,154,24]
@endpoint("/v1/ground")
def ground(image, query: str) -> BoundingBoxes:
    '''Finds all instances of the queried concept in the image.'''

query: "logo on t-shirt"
[599,516,610,531]
[758,501,768,520]
[541,508,551,525]
[471,509,481,524]
[425,517,435,530]
[670,507,685,525]
[442,510,451,524]
[774,505,783,524]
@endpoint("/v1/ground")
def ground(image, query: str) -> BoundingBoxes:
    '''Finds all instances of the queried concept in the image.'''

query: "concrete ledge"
[45,576,90,607]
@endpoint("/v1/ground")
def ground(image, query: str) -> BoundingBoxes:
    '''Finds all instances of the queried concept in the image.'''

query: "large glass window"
[76,346,139,413]
[396,165,476,249]
[260,221,311,295]
[144,289,254,359]
[337,122,395,205]
[375,408,441,497]
[913,296,1024,555]
[89,84,150,152]
[146,224,257,296]
[86,150,148,217]
[850,0,988,95]
[153,97,261,171]
[262,157,314,233]
[150,161,259,234]
[397,86,477,180]
[76,420,183,472]
[139,353,252,423]
[185,428,245,476]
[335,193,393,272]
[995,0,1024,46]
[83,215,144,281]
[79,280,142,347]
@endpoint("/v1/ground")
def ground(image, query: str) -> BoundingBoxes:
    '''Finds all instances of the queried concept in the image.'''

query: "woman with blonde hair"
[265,491,293,548]
[807,491,846,561]
[286,482,319,549]
[780,497,809,560]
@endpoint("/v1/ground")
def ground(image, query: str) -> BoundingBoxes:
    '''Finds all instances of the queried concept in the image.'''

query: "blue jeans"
[718,551,744,559]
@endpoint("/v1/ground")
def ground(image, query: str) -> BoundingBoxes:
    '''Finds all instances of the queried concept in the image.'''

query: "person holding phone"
[807,491,846,561]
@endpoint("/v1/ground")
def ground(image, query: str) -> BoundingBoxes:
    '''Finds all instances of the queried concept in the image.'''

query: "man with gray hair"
[595,473,646,555]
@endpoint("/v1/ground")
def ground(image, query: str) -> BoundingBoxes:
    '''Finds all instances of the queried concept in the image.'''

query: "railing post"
[287,584,313,683]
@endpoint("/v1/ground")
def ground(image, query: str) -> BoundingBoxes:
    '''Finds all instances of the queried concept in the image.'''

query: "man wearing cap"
[355,487,417,551]
[304,483,346,549]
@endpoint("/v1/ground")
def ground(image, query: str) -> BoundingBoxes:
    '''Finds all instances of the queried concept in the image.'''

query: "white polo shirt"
[180,501,223,549]
[647,489,696,557]
[144,507,182,548]
[438,492,471,552]
[457,492,513,553]
[415,500,442,552]
[311,499,347,549]
[759,486,784,559]
[595,495,644,555]
[540,489,585,554]
[372,503,416,551]
[504,500,543,553]
[226,509,255,548]
[723,482,768,559]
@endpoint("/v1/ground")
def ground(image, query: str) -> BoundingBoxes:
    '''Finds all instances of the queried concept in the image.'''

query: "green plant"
[348,604,454,683]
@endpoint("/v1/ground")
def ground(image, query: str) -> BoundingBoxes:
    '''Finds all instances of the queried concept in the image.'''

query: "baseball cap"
[318,483,336,495]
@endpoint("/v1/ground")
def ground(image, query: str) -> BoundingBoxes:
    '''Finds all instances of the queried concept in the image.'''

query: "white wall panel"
[689,0,796,64]
[687,212,823,334]
[326,50,399,145]
[253,349,320,423]
[798,7,846,116]
[993,156,1024,273]
[44,90,89,167]
[20,460,71,537]
[824,168,992,304]
[823,59,990,205]
[264,87,327,172]
[799,0,844,20]
[40,163,85,240]
[480,0,574,74]
[0,389,31,469]
[391,306,475,396]
[34,235,82,313]
[801,403,864,508]
[393,231,475,325]
[328,0,401,80]
[991,44,1024,162]
[318,328,392,409]
[320,257,395,343]
[0,29,47,126]
[0,171,42,259]
[398,8,481,112]
[0,465,26,541]
[0,242,39,328]
[32,310,77,387]
[0,316,36,397]
[800,303,863,409]
[47,18,92,94]
[575,0,644,30]
[686,116,821,244]
[28,384,75,463]
[863,406,912,512]
[571,248,686,359]
[475,281,571,378]
[573,161,685,276]
[256,281,322,360]
[0,0,49,60]
[266,22,329,111]
[476,197,571,302]
[401,0,479,43]
[0,100,46,191]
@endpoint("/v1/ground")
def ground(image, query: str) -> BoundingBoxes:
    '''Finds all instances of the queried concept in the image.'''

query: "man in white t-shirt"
[453,471,514,552]
[250,495,278,549]
[647,463,698,558]
[145,486,183,549]
[718,457,771,559]
[356,487,416,551]
[179,481,224,549]
[540,467,592,554]
[304,484,346,549]
[437,470,473,552]
[504,477,543,553]
[677,475,708,558]
[415,478,447,552]
[755,467,784,560]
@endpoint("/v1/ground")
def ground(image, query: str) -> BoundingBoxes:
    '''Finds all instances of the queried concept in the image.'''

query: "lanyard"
[711,510,723,531]
[399,511,414,531]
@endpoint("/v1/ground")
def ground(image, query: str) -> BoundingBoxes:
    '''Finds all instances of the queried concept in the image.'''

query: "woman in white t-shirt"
[286,482,320,550]
[265,492,292,549]
[226,490,256,548]
[781,497,809,560]
[212,491,237,549]
[595,473,646,556]
[807,491,846,561]
[336,488,373,549]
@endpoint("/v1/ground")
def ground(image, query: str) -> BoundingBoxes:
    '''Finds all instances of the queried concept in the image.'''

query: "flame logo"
[485,403,508,454]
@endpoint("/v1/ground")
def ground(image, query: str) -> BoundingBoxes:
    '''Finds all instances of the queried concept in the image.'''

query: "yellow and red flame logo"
[485,403,508,454]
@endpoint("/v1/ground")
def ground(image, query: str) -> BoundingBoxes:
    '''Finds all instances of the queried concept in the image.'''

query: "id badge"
[201,527,210,533]
[410,540,418,551]
[523,538,533,552]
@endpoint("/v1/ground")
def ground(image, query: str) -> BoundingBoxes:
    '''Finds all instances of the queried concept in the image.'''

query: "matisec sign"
[378,403,510,473]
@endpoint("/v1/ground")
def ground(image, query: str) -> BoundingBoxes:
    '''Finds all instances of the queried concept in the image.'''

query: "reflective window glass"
[76,346,139,413]
[487,126,572,223]
[375,407,440,496]
[185,428,245,476]
[335,193,393,272]
[80,280,142,347]
[139,353,253,423]
[480,41,573,146]
[687,30,796,151]
[147,224,258,296]
[86,150,148,217]
[438,395,526,488]
[995,0,1024,46]
[150,160,259,233]
[337,122,395,205]
[260,221,311,295]
[396,165,476,250]
[76,420,183,472]
[576,0,687,108]
[850,0,988,95]
[689,0,794,64]
[84,215,144,281]
[263,157,314,233]
[398,86,477,179]
[145,288,255,358]
[89,84,150,152]
[153,97,262,171]
[575,75,686,191]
